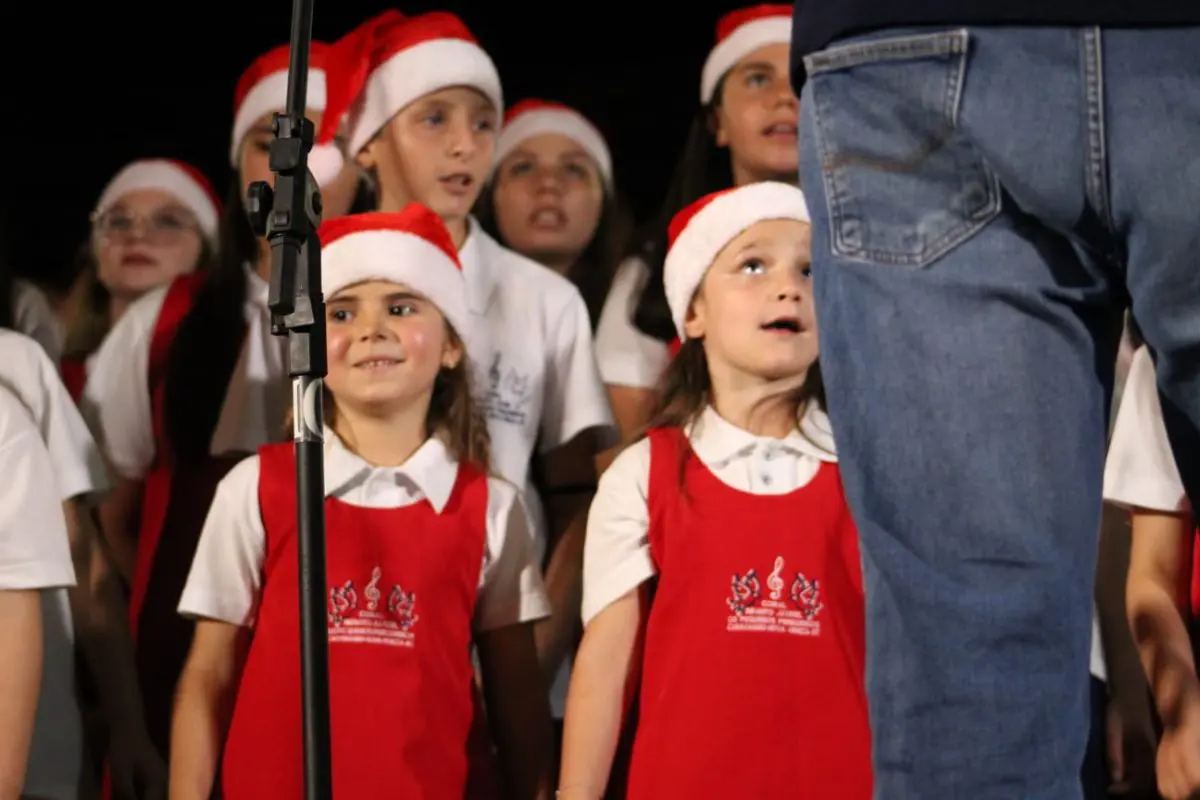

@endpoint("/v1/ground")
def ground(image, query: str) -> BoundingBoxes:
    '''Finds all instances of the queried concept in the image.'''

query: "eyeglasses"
[92,208,200,245]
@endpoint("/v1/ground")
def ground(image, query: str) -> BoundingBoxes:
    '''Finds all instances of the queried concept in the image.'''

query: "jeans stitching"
[808,30,1002,267]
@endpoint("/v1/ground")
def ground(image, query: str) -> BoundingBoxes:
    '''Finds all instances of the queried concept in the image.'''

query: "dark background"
[0,1,732,298]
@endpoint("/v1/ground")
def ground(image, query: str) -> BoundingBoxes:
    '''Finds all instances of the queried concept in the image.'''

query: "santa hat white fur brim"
[348,39,503,156]
[664,182,810,338]
[700,17,792,104]
[94,161,219,242]
[230,70,327,167]
[321,230,470,340]
[494,109,612,187]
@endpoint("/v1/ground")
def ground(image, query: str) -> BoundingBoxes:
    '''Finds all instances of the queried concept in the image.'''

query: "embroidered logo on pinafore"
[726,556,823,636]
[327,566,419,648]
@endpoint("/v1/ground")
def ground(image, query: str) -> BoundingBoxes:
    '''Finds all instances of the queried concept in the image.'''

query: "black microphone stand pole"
[245,0,333,795]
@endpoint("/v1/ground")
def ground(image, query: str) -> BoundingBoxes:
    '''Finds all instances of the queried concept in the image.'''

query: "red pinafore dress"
[624,427,873,799]
[129,273,246,751]
[220,443,500,799]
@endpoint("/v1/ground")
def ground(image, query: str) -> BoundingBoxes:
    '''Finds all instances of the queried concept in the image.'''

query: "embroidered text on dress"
[726,556,824,637]
[327,566,419,648]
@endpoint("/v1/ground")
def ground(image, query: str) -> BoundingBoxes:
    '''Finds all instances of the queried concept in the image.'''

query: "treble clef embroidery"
[767,556,785,601]
[364,566,382,611]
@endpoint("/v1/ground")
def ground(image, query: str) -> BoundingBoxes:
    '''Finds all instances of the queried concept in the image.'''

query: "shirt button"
[761,473,773,486]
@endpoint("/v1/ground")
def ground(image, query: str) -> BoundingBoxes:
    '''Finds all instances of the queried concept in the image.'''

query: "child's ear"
[709,106,729,149]
[440,332,464,370]
[683,296,706,340]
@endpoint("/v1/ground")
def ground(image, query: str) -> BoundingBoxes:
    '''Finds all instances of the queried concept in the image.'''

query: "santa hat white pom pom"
[664,181,810,339]
[318,205,469,343]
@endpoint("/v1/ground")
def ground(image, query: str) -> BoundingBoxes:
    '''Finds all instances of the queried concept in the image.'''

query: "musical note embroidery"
[326,566,419,647]
[726,556,823,637]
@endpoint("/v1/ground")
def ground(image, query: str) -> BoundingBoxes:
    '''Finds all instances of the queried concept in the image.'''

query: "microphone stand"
[245,0,333,795]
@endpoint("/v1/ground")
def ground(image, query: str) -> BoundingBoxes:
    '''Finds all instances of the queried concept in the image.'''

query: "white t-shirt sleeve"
[593,258,671,390]
[1103,346,1189,514]
[580,439,655,626]
[37,354,110,502]
[177,455,266,626]
[12,280,64,364]
[81,288,165,481]
[538,287,616,453]
[476,478,552,632]
[0,395,75,591]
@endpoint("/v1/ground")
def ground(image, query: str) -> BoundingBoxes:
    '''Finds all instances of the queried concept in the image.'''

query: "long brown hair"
[644,337,826,485]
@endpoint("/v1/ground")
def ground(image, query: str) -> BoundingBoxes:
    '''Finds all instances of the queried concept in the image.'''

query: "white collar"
[687,404,838,467]
[243,262,270,309]
[457,217,499,315]
[322,431,459,513]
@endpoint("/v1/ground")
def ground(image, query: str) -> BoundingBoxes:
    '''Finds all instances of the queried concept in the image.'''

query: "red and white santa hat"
[318,204,469,338]
[493,99,613,187]
[230,43,329,166]
[317,10,502,157]
[701,5,793,104]
[664,181,809,338]
[93,159,221,243]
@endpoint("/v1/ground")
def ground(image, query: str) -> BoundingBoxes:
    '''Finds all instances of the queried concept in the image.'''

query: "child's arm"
[477,623,553,800]
[559,440,655,799]
[168,456,266,800]
[0,588,42,799]
[63,499,164,798]
[476,483,555,799]
[1127,509,1197,724]
[170,621,251,800]
[558,588,647,800]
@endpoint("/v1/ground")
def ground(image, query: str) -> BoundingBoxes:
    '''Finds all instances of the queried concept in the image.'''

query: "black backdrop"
[0,0,734,295]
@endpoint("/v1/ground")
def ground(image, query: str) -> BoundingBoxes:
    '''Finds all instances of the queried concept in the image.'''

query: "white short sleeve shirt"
[593,257,671,390]
[457,224,616,546]
[1104,346,1188,514]
[0,385,79,800]
[179,433,551,634]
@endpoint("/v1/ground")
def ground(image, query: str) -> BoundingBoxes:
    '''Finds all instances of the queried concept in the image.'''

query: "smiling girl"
[170,206,552,800]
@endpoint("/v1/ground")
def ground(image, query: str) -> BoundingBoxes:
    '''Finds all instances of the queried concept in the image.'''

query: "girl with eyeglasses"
[81,43,363,770]
[59,160,221,401]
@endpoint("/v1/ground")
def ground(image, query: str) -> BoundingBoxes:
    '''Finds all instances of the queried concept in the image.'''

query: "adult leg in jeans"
[800,26,1200,798]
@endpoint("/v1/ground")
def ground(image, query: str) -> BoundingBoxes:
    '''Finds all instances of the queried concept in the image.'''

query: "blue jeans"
[799,26,1200,799]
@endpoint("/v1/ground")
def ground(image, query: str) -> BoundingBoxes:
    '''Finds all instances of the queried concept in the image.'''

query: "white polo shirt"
[0,383,78,800]
[12,279,63,364]
[457,223,616,549]
[1,330,110,800]
[1104,345,1188,516]
[593,257,671,390]
[178,433,550,633]
[83,268,287,479]
[582,405,837,626]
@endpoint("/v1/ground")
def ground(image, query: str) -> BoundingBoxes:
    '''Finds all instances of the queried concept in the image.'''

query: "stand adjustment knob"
[246,181,275,237]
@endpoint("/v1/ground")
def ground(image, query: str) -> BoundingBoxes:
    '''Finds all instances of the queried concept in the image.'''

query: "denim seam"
[803,29,969,74]
[1081,27,1114,235]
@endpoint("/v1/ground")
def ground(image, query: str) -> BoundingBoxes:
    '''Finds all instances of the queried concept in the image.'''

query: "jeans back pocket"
[804,29,1001,268]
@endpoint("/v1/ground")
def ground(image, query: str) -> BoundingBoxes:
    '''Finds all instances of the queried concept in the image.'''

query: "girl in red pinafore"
[170,205,553,800]
[559,182,872,799]
[82,42,363,762]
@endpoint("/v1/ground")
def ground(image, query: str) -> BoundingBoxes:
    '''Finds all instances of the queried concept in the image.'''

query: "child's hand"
[108,727,167,800]
[1106,693,1158,796]
[1156,701,1200,800]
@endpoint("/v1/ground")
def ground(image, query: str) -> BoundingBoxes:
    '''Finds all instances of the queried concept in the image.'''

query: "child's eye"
[746,71,769,88]
[740,258,766,274]
[508,160,533,177]
[564,162,589,179]
[389,303,417,316]
[329,308,351,323]
[474,117,496,134]
[422,111,444,127]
